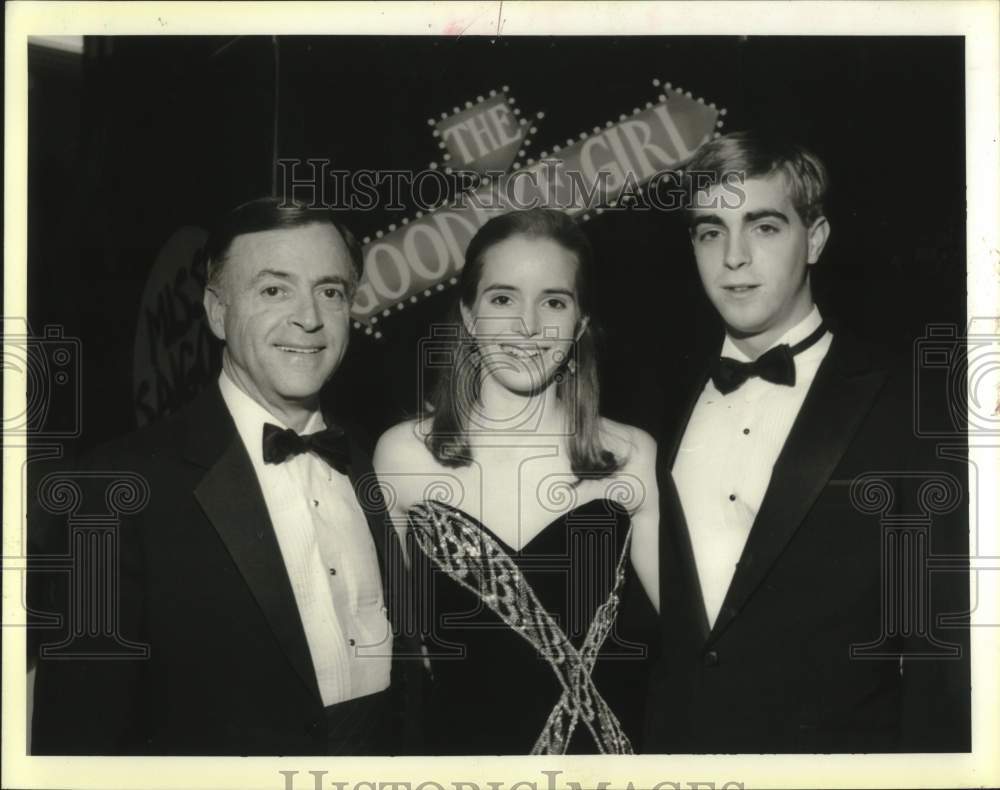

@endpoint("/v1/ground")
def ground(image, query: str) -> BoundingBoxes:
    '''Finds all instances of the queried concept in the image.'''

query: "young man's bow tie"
[711,322,827,395]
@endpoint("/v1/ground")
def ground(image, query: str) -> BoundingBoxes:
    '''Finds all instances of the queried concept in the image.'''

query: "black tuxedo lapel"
[707,334,889,644]
[658,469,711,641]
[658,351,717,642]
[662,353,716,468]
[186,385,322,701]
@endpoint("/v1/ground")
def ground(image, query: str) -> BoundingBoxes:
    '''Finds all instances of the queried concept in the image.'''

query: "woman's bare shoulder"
[598,417,657,467]
[373,417,436,471]
[375,417,463,514]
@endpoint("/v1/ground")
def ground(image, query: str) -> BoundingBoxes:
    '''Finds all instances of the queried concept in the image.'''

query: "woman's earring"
[567,359,577,375]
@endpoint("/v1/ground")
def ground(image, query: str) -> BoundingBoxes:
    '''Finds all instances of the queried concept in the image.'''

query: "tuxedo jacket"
[644,332,970,753]
[30,384,420,755]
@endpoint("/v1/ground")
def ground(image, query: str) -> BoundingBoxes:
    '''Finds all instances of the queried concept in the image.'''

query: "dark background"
[28,36,966,454]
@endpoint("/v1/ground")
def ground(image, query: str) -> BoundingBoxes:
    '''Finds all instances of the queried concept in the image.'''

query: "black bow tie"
[262,422,351,474]
[711,322,828,395]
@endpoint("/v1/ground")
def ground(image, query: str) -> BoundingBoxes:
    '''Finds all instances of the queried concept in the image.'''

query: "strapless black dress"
[406,497,659,755]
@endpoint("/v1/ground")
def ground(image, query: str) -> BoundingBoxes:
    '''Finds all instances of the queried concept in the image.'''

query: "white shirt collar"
[721,305,825,363]
[218,370,324,465]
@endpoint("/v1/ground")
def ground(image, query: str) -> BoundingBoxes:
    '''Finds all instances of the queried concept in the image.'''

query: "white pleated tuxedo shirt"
[672,307,832,627]
[219,372,391,706]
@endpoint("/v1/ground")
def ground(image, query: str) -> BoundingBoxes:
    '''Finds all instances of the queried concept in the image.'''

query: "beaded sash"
[407,499,634,755]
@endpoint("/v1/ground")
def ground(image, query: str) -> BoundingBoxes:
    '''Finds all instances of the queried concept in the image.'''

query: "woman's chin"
[486,368,560,397]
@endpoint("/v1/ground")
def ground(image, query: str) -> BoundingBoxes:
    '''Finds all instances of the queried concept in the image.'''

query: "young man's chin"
[724,322,767,340]
[718,312,765,336]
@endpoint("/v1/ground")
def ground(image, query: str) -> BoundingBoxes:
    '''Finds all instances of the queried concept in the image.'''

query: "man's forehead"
[226,224,352,273]
[230,223,346,253]
[692,171,795,217]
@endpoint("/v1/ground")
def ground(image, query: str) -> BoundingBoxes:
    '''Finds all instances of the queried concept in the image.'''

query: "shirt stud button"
[743,428,750,435]
[329,567,337,576]
[348,638,356,646]
[729,493,737,502]
[312,499,319,507]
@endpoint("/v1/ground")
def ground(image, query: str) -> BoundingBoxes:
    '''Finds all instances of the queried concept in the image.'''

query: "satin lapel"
[708,336,889,644]
[658,354,715,641]
[658,466,711,641]
[662,355,715,468]
[191,399,321,702]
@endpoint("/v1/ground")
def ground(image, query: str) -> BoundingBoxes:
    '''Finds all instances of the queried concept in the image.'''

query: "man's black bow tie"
[711,322,828,395]
[262,422,351,474]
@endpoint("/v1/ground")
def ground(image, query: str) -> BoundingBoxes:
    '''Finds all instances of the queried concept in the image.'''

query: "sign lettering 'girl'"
[352,83,722,329]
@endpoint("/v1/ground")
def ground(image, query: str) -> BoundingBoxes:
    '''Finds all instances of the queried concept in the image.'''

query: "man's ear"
[806,216,831,265]
[203,286,227,341]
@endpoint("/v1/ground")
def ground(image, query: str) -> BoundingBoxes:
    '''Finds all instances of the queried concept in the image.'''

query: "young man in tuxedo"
[644,132,970,752]
[31,198,417,755]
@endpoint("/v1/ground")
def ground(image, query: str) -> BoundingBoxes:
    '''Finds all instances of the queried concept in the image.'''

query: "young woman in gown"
[374,208,659,755]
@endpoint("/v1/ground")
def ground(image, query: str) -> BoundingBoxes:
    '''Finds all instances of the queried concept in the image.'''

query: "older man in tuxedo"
[31,198,416,755]
[644,132,970,752]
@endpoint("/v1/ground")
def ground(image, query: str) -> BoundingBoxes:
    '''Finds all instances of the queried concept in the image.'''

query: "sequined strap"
[407,500,634,755]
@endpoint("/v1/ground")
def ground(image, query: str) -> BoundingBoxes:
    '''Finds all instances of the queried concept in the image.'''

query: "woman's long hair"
[425,208,621,480]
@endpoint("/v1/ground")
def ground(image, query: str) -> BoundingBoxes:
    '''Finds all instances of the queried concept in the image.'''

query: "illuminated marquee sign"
[351,80,724,335]
[133,79,724,423]
[434,89,530,174]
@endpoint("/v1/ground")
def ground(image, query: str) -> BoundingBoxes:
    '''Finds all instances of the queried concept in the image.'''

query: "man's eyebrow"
[744,209,790,224]
[689,214,725,229]
[313,275,351,288]
[249,270,351,287]
[250,268,293,282]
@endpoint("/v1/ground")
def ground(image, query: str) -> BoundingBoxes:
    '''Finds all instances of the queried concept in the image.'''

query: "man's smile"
[721,284,761,297]
[274,343,325,354]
